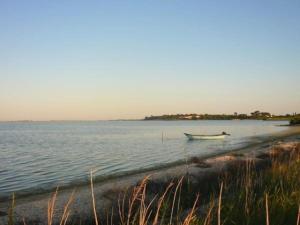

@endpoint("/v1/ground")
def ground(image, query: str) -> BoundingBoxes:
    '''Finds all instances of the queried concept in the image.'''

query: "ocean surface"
[0,120,288,198]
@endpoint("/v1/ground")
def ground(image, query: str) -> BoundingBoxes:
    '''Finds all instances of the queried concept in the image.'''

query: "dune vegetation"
[5,142,300,225]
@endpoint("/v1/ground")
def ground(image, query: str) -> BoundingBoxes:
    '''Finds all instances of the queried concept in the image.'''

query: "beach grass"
[5,142,300,225]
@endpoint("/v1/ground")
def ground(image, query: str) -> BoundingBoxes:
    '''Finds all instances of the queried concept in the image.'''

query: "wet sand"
[0,126,300,225]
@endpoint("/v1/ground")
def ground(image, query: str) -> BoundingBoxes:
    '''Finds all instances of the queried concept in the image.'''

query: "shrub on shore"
[290,117,300,126]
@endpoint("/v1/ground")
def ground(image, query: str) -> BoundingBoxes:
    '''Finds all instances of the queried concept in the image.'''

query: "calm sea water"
[0,120,288,198]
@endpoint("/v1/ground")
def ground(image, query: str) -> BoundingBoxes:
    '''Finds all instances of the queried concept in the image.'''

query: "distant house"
[183,115,193,119]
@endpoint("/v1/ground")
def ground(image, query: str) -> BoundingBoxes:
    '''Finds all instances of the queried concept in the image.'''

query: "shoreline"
[0,126,300,224]
[1,127,299,200]
[0,119,292,123]
[0,125,297,202]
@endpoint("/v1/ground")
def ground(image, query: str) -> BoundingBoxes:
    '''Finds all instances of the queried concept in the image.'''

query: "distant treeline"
[290,117,300,125]
[145,111,300,121]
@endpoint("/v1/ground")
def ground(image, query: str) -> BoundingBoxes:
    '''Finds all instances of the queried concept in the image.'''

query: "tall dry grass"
[5,143,300,225]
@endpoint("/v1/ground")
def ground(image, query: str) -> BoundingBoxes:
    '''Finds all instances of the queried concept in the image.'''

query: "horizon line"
[0,111,298,122]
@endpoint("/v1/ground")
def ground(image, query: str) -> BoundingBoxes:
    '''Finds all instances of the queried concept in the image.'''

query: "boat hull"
[184,133,227,140]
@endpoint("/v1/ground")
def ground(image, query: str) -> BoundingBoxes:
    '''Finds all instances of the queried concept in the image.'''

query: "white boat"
[184,132,230,140]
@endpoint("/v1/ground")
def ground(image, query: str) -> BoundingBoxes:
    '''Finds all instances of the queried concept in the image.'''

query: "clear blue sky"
[0,0,299,120]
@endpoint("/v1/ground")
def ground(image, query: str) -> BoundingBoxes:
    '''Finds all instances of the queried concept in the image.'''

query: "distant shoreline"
[143,118,291,121]
[0,111,299,123]
[0,118,292,123]
[0,119,144,123]
[144,112,298,121]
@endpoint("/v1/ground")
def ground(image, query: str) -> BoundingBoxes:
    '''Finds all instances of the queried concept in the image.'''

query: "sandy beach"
[0,126,300,225]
